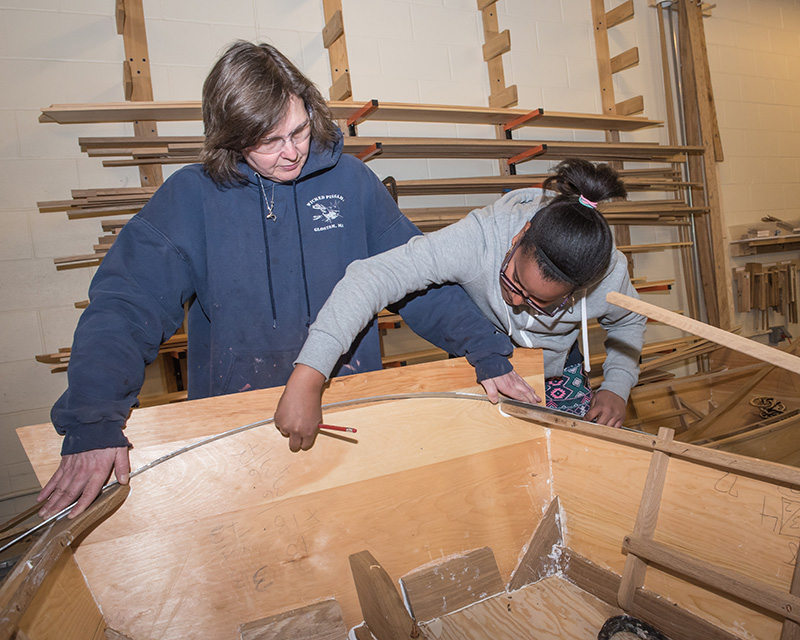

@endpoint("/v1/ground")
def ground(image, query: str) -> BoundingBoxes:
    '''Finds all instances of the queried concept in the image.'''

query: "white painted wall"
[1,0,798,518]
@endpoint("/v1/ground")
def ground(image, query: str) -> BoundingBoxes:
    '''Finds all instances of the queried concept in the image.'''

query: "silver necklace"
[257,175,277,221]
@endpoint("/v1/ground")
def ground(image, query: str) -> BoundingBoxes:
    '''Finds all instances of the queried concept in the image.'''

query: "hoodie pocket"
[219,348,299,394]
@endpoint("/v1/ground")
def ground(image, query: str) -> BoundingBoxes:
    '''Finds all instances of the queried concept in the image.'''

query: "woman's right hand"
[274,364,326,452]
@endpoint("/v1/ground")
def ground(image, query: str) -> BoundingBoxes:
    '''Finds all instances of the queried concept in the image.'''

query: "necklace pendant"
[265,210,277,221]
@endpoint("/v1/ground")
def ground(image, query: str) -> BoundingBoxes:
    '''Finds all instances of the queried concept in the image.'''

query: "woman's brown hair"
[200,41,339,185]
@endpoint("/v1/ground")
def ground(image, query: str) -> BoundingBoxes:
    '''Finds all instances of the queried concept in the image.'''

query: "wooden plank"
[350,550,419,639]
[39,100,662,130]
[401,547,504,622]
[607,292,800,375]
[623,535,800,624]
[238,599,348,640]
[684,0,723,162]
[482,29,511,61]
[507,497,563,591]
[617,428,673,609]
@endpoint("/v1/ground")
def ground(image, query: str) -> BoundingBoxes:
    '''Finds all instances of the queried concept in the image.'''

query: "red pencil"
[318,423,357,434]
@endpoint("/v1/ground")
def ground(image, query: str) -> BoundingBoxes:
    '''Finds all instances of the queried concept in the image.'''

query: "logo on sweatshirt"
[307,194,345,232]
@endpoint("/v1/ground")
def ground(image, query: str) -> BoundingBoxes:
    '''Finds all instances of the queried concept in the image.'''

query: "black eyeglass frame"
[499,241,574,317]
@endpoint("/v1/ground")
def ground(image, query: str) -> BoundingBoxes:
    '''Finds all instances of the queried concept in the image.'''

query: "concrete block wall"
[706,0,800,338]
[0,0,798,518]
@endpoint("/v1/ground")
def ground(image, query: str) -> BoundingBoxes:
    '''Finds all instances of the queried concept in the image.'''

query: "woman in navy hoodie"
[37,41,533,519]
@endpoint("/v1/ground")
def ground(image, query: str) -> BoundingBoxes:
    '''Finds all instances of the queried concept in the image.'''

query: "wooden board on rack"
[40,100,662,131]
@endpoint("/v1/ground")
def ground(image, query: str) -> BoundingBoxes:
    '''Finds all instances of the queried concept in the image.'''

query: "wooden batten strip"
[349,550,419,639]
[400,547,504,622]
[501,401,800,488]
[623,535,800,624]
[322,9,344,48]
[508,497,563,591]
[606,0,634,28]
[617,427,673,610]
[482,29,511,61]
[607,292,800,375]
[610,46,639,74]
[477,0,497,9]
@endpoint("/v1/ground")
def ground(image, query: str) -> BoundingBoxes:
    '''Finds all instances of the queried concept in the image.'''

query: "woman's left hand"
[480,370,542,405]
[584,389,627,428]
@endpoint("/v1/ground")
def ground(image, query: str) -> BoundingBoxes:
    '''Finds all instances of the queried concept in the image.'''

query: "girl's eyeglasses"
[251,120,311,155]
[499,242,574,317]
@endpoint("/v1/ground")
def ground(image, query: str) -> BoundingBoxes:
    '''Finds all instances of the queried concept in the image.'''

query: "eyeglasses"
[499,242,574,317]
[251,120,311,155]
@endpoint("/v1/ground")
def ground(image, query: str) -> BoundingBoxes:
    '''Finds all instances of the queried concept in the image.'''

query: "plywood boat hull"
[11,353,800,639]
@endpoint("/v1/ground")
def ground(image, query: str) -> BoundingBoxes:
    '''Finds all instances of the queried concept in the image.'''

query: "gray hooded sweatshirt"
[296,188,646,401]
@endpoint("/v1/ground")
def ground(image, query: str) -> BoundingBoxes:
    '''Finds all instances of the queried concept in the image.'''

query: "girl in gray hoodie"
[276,158,646,451]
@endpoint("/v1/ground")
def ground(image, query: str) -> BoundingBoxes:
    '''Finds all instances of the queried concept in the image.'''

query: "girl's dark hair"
[200,41,339,185]
[519,158,627,288]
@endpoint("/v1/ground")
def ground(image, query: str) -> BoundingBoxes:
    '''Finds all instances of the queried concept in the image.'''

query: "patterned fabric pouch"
[545,361,592,417]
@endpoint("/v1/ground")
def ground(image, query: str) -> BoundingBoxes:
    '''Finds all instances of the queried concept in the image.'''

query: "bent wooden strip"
[607,292,800,374]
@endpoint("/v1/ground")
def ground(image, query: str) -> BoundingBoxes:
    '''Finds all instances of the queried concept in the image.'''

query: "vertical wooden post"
[679,0,733,329]
[657,3,700,321]
[322,0,352,103]
[478,0,517,177]
[617,427,674,609]
[590,0,638,269]
[678,0,733,329]
[117,0,162,189]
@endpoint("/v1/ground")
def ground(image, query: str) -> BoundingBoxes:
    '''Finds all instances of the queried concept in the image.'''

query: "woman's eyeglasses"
[499,242,574,317]
[251,120,311,155]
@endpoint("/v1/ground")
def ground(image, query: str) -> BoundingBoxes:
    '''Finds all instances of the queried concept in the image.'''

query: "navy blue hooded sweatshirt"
[52,131,514,455]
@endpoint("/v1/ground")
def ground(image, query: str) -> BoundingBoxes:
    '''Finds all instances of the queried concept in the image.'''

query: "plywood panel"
[17,549,105,640]
[74,424,551,638]
[550,429,791,639]
[419,575,620,640]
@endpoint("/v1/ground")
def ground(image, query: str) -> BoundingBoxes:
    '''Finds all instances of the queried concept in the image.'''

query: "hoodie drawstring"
[580,294,591,373]
[292,183,313,328]
[256,173,278,329]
